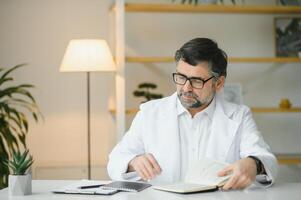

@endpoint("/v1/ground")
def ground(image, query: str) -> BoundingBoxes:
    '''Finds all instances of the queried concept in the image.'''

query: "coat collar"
[176,95,216,121]
[165,92,237,119]
[163,92,239,163]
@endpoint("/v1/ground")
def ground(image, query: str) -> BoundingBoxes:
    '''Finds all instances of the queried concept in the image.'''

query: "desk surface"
[1,180,301,200]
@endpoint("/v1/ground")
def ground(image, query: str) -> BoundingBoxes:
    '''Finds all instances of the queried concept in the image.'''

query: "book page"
[185,158,231,186]
[153,183,216,193]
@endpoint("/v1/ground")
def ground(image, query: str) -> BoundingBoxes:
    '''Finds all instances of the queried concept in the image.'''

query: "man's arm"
[239,107,278,186]
[218,157,257,190]
[218,106,278,190]
[107,110,146,180]
[248,156,266,175]
[107,109,162,181]
[127,153,161,180]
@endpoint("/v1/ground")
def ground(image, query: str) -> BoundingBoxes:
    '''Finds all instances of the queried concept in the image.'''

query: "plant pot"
[9,174,32,196]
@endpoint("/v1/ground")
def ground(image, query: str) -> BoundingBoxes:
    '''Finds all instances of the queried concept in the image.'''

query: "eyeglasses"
[172,73,214,89]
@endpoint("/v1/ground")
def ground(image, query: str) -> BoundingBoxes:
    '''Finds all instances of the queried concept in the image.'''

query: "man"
[107,38,278,190]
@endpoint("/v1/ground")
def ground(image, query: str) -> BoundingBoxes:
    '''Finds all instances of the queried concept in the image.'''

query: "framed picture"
[274,17,301,57]
[223,83,243,105]
[279,0,301,6]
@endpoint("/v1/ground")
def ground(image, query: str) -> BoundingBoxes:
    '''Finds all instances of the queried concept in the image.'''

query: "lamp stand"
[87,72,91,179]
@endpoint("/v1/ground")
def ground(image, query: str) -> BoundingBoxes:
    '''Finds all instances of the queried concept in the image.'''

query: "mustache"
[180,91,197,98]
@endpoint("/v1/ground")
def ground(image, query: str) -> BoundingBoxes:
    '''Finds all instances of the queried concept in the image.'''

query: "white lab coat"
[107,92,278,186]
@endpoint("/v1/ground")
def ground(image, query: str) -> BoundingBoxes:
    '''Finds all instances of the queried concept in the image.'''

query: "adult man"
[108,38,278,190]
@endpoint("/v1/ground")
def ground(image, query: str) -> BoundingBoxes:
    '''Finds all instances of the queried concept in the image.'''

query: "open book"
[153,158,231,194]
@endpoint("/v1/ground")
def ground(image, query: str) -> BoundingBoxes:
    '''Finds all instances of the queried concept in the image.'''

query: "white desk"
[0,180,300,200]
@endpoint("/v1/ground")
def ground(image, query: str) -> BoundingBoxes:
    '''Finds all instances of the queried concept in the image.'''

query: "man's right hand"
[127,153,162,181]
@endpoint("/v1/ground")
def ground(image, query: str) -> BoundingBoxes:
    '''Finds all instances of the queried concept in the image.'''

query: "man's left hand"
[218,157,257,190]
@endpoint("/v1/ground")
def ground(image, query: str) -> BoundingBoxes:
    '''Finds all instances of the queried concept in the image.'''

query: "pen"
[78,184,105,189]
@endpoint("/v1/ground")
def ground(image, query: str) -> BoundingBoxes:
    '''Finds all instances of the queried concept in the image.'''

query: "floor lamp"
[60,39,116,179]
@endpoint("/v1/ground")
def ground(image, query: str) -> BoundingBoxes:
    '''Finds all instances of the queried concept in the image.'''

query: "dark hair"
[175,38,228,77]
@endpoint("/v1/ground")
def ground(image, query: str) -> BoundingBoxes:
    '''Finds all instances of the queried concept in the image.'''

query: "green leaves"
[138,83,157,89]
[133,82,163,103]
[3,149,34,175]
[0,64,41,188]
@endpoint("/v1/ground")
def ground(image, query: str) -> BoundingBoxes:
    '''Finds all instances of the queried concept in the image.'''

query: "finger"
[146,154,161,171]
[135,163,147,180]
[223,175,239,190]
[233,176,252,190]
[218,165,233,177]
[147,154,161,174]
[146,154,162,174]
[141,162,153,180]
[137,162,150,180]
[231,176,247,190]
[136,168,148,181]
[141,159,156,179]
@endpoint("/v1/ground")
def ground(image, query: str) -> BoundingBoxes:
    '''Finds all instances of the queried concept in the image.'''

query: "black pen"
[78,184,104,189]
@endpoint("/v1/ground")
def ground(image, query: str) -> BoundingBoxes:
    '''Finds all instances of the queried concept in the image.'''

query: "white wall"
[0,0,300,181]
[0,0,116,179]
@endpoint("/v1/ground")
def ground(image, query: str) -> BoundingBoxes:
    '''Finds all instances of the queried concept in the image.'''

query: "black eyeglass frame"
[172,72,214,89]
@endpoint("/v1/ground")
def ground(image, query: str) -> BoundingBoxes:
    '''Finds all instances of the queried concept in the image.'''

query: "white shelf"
[126,57,301,63]
[124,3,301,14]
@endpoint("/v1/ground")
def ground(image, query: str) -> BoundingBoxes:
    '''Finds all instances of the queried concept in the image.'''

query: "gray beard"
[178,91,214,109]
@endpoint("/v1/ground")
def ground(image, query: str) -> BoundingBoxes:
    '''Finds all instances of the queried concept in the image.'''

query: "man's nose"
[182,80,193,92]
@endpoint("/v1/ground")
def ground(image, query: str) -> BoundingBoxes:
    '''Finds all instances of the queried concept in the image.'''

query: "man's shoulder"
[220,98,252,120]
[139,93,177,112]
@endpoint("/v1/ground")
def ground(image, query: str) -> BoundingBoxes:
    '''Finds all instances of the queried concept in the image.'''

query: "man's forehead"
[176,60,210,75]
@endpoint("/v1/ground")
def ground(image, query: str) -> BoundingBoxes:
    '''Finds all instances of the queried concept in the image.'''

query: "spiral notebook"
[101,181,152,192]
[52,180,118,195]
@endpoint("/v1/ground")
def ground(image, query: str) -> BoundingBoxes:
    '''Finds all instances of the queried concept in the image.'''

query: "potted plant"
[133,82,163,103]
[3,149,34,195]
[0,64,41,189]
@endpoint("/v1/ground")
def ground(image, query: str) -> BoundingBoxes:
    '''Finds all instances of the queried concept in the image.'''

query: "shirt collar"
[176,96,188,116]
[176,95,216,120]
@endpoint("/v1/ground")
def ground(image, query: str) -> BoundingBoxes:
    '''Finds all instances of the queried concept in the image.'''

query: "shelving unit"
[113,1,301,164]
[126,56,301,63]
[276,154,301,165]
[124,3,301,14]
[109,107,301,115]
[251,107,301,113]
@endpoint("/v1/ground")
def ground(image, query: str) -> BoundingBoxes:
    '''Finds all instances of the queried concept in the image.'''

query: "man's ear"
[215,76,225,92]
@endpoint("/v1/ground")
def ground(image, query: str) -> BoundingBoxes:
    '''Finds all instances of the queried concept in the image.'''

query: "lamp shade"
[60,39,116,72]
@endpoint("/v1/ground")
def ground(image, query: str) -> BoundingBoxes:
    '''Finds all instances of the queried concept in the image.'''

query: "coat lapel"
[206,94,239,162]
[159,93,181,182]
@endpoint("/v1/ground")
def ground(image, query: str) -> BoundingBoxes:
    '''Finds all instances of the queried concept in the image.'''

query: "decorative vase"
[279,98,292,109]
[9,174,32,196]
